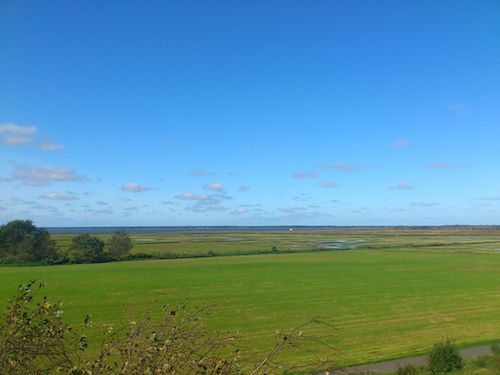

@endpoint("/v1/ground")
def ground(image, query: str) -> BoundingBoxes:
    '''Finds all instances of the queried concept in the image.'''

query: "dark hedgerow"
[427,339,463,374]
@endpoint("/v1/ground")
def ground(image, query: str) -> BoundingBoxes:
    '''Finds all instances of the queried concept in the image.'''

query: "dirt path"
[320,345,493,375]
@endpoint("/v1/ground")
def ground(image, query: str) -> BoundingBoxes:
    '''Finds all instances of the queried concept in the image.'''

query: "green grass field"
[1,229,500,372]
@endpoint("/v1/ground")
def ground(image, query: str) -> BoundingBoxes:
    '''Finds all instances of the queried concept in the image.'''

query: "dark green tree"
[69,234,105,263]
[0,220,56,263]
[107,230,133,259]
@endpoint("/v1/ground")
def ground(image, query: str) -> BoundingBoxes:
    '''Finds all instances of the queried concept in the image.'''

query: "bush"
[428,339,463,374]
[472,356,488,368]
[397,364,418,375]
[491,344,500,355]
[68,234,107,263]
[488,352,500,371]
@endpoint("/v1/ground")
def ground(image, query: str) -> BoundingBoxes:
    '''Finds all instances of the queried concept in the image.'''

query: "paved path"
[320,345,493,375]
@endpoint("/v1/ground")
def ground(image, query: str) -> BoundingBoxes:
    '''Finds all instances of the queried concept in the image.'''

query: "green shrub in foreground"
[428,339,463,374]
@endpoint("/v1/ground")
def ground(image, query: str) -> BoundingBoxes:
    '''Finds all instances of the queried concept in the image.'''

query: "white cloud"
[387,182,413,190]
[0,123,37,146]
[12,165,87,186]
[190,168,215,176]
[317,163,360,172]
[389,140,409,148]
[230,208,249,215]
[204,182,225,191]
[39,141,64,151]
[292,171,319,179]
[318,180,338,188]
[40,192,79,201]
[121,183,150,192]
[175,191,228,212]
[175,192,212,201]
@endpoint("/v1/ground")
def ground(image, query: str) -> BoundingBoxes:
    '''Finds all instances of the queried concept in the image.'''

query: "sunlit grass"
[1,232,500,371]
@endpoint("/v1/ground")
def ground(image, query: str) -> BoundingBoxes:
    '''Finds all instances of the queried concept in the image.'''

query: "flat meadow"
[1,228,500,371]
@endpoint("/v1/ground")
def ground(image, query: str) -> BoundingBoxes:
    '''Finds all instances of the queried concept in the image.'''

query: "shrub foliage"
[427,339,463,374]
[0,220,56,263]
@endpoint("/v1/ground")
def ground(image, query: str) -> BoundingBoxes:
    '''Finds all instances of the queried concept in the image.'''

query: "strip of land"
[321,345,493,374]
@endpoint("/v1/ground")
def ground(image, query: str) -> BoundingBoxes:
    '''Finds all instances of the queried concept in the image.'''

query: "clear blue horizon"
[1,1,499,226]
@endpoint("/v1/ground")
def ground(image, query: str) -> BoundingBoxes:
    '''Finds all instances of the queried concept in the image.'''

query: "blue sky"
[1,0,499,226]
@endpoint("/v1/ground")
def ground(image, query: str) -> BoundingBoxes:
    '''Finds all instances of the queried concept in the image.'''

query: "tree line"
[0,220,133,264]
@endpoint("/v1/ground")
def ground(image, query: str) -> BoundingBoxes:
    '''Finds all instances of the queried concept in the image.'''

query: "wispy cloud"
[292,171,319,179]
[175,192,212,201]
[389,140,410,148]
[387,207,407,212]
[0,124,64,151]
[387,182,413,190]
[30,204,59,212]
[85,208,114,215]
[278,206,328,219]
[477,196,500,201]
[186,204,226,212]
[279,206,306,214]
[411,202,440,207]
[292,193,311,202]
[40,192,79,201]
[38,141,64,152]
[230,208,249,216]
[318,180,338,188]
[10,197,37,205]
[426,163,452,169]
[0,123,37,146]
[175,191,229,212]
[121,183,150,192]
[12,164,87,186]
[204,182,225,191]
[316,163,360,172]
[238,185,250,192]
[425,163,466,170]
[190,168,215,177]
[449,104,470,116]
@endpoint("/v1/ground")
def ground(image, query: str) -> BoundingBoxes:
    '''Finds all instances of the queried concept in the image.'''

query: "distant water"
[47,226,365,234]
[46,225,498,235]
